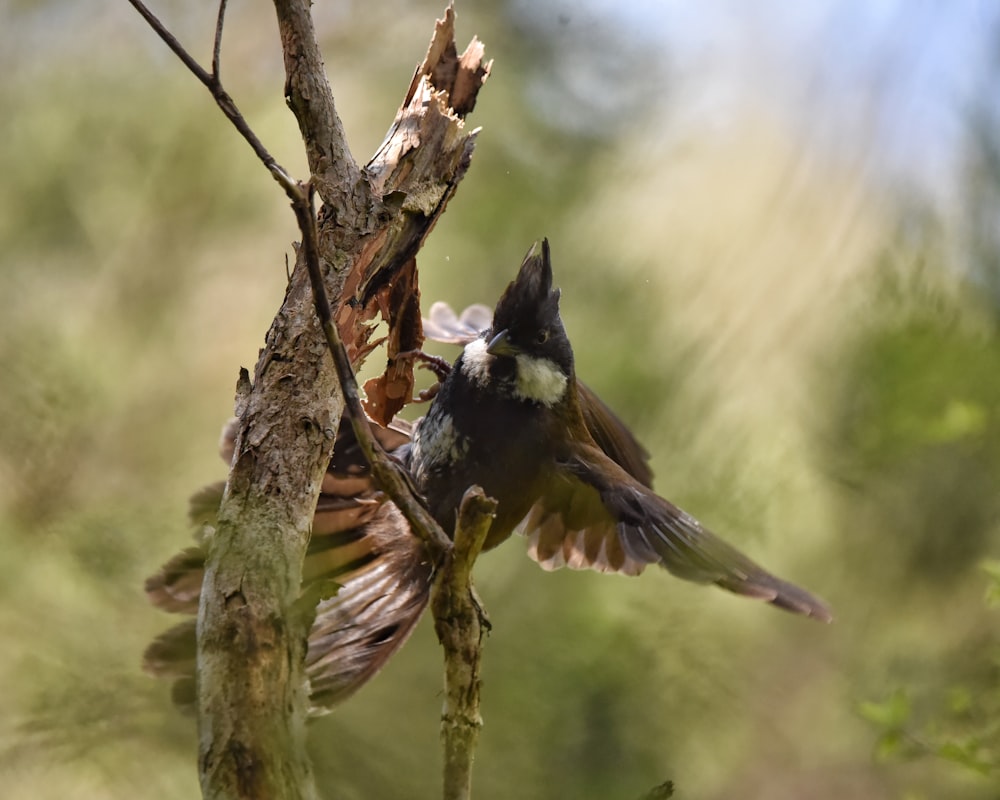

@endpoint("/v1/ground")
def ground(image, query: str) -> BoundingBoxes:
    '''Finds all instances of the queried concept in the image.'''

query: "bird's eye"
[535,329,549,345]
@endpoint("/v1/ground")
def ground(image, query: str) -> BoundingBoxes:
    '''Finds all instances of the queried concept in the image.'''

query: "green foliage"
[826,234,1000,797]
[824,261,1000,584]
[860,569,1000,780]
[984,559,1000,607]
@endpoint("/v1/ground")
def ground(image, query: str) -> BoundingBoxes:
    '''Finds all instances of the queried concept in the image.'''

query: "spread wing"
[143,414,432,715]
[576,382,653,488]
[524,442,832,621]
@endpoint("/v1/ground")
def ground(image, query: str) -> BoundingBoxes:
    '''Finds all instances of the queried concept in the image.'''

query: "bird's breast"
[411,383,558,544]
[410,409,469,488]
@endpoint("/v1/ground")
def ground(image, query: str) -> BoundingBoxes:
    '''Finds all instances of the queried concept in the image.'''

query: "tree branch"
[126,0,296,194]
[212,0,228,81]
[273,0,361,205]
[433,487,497,800]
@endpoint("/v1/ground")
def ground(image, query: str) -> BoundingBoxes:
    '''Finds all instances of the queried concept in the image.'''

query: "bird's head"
[460,239,575,406]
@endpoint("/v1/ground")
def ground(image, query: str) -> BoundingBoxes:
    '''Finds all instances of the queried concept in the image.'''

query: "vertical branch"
[273,0,361,206]
[432,487,497,800]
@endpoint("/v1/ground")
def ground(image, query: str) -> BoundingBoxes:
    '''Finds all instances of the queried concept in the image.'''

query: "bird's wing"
[303,501,431,712]
[576,381,653,487]
[143,414,432,715]
[523,442,832,621]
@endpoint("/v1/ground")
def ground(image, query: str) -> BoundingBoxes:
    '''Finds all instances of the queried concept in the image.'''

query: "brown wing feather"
[524,441,832,621]
[576,382,653,487]
[522,469,646,576]
[144,547,207,614]
[143,414,431,714]
[304,502,430,712]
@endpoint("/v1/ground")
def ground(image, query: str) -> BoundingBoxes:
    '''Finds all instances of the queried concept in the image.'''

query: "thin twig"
[212,0,229,81]
[126,0,296,195]
[127,0,213,87]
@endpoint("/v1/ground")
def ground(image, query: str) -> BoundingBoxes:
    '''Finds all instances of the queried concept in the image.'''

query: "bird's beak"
[486,329,519,357]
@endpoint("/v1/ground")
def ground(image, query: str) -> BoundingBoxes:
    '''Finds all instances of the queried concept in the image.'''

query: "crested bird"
[144,239,830,714]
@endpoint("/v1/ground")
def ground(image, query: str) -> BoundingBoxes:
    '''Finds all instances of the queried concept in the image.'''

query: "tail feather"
[142,415,428,714]
[715,570,833,622]
[144,547,207,615]
[305,503,431,711]
[143,618,197,679]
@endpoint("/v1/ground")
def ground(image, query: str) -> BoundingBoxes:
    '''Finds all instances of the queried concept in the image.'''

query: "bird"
[144,239,831,714]
[410,240,830,605]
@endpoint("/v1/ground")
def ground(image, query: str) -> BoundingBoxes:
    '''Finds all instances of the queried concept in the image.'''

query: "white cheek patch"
[514,354,568,406]
[460,336,568,406]
[460,338,492,387]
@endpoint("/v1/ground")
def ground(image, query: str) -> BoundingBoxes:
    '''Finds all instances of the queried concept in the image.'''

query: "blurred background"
[2,1,999,798]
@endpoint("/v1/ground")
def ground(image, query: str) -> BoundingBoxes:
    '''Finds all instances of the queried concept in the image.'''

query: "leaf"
[937,740,993,776]
[859,689,911,729]
[875,730,905,762]
[982,559,1000,607]
[948,686,973,715]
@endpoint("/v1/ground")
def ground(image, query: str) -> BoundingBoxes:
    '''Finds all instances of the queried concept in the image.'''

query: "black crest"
[491,239,562,336]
